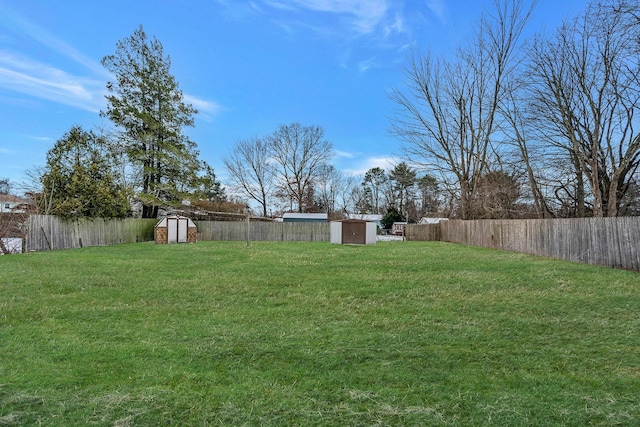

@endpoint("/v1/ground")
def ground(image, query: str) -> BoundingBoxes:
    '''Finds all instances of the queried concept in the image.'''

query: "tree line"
[3,0,640,223]
[391,0,640,219]
[224,130,440,224]
[224,0,640,222]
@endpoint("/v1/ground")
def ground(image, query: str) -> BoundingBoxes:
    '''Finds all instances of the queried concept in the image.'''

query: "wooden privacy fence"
[406,217,640,271]
[24,216,330,251]
[25,215,157,252]
[196,221,329,242]
[404,223,442,241]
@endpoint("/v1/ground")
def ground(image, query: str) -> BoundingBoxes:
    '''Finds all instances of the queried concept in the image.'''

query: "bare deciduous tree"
[314,165,345,217]
[526,0,640,217]
[390,0,535,219]
[268,123,333,213]
[224,137,275,217]
[499,80,555,218]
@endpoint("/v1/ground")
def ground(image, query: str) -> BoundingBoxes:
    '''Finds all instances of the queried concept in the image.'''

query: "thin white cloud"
[0,6,108,111]
[425,0,446,23]
[357,57,380,73]
[300,0,388,34]
[383,12,405,37]
[183,94,223,115]
[0,8,223,118]
[2,5,110,79]
[0,51,106,112]
[24,135,54,142]
[344,155,399,176]
[253,0,412,72]
[334,149,356,159]
[261,0,297,12]
[262,0,390,35]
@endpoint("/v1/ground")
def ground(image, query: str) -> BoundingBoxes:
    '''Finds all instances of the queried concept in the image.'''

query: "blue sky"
[0,0,585,191]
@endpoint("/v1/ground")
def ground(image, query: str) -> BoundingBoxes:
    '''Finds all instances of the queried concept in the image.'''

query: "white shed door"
[167,217,189,243]
[167,218,179,243]
[177,218,188,243]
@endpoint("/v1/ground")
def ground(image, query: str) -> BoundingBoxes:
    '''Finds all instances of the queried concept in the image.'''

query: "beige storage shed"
[155,215,197,244]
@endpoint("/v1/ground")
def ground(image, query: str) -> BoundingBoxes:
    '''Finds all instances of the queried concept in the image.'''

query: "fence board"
[195,221,329,242]
[27,214,638,271]
[404,224,441,241]
[25,215,157,252]
[434,218,640,272]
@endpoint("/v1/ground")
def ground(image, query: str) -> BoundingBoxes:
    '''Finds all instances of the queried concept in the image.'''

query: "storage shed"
[155,215,197,244]
[330,219,377,245]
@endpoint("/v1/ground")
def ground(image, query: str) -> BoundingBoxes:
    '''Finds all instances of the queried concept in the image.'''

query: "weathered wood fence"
[404,223,442,241]
[24,216,330,252]
[25,215,157,252]
[25,215,639,271]
[406,218,640,271]
[196,221,329,242]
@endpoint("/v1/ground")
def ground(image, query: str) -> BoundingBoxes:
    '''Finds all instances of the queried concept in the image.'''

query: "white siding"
[330,221,342,244]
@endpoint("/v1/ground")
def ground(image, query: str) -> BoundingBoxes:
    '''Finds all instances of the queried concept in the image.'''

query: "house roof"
[282,213,328,221]
[0,194,26,203]
[348,214,383,222]
[418,217,449,224]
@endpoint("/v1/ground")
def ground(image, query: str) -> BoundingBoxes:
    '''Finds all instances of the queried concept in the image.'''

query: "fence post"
[246,212,251,247]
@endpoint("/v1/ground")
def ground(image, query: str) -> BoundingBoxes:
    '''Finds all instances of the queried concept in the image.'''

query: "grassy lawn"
[1,241,638,426]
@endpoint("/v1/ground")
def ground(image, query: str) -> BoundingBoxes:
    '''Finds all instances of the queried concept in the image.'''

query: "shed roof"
[155,214,196,228]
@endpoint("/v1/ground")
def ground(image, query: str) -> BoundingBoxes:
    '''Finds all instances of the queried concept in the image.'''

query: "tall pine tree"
[102,25,202,218]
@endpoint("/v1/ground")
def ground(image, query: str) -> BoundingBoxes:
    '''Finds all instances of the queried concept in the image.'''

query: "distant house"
[282,213,328,223]
[392,222,408,236]
[418,217,448,225]
[348,214,383,229]
[0,195,29,213]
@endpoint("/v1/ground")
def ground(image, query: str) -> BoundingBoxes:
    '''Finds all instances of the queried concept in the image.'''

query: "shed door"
[167,218,189,243]
[342,221,363,244]
[177,218,188,243]
[167,218,179,243]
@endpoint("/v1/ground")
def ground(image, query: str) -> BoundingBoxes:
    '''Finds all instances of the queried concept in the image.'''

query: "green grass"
[1,241,638,426]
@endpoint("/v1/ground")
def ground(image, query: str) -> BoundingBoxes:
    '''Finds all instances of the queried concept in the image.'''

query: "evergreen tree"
[40,126,129,218]
[191,163,226,203]
[381,205,404,230]
[361,167,387,214]
[0,178,11,195]
[389,162,417,218]
[417,174,439,215]
[102,25,202,218]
